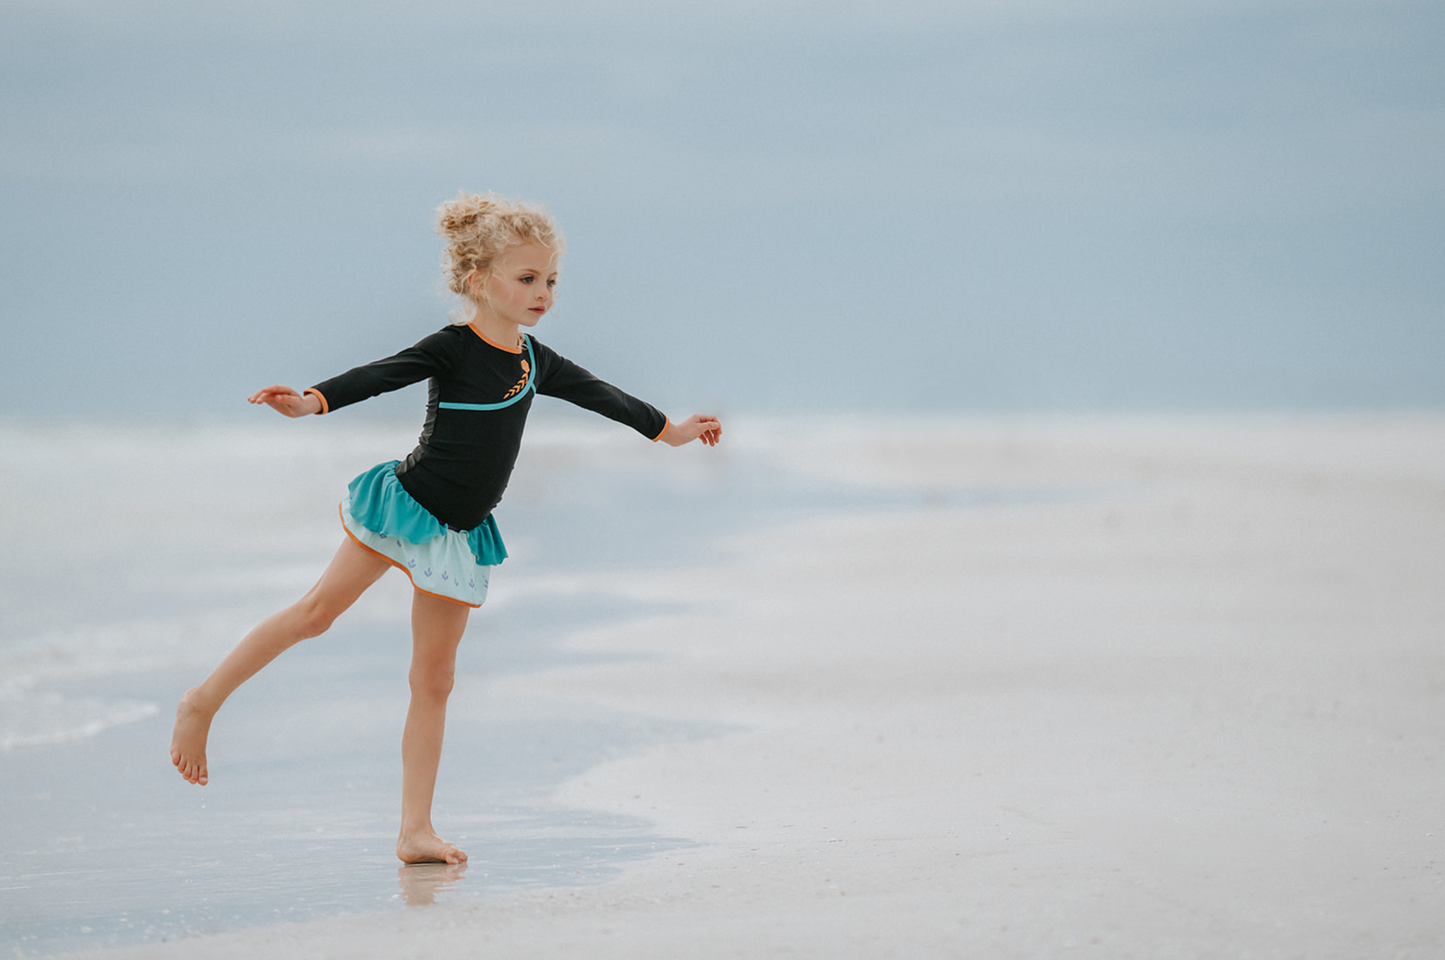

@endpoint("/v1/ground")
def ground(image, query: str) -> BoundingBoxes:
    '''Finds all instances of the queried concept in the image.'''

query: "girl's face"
[478,242,559,328]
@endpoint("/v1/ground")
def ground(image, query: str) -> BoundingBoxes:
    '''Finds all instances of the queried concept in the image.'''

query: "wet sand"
[38,415,1445,957]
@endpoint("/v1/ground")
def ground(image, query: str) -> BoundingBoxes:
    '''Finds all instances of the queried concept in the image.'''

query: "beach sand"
[32,415,1445,957]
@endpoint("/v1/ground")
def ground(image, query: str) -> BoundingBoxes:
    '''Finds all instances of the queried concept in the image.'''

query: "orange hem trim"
[304,387,330,415]
[652,418,672,442]
[466,323,523,354]
[339,504,482,608]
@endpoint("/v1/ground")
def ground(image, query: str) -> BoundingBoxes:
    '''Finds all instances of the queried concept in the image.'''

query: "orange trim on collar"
[466,323,524,354]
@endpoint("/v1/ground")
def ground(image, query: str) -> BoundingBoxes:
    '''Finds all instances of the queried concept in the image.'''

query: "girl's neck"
[467,306,521,351]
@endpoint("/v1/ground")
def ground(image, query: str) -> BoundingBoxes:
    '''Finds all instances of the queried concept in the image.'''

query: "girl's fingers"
[248,385,299,403]
[690,416,721,446]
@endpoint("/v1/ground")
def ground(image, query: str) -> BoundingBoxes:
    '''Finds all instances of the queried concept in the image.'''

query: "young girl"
[169,192,722,865]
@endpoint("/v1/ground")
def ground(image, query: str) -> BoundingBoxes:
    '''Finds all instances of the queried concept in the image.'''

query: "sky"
[1,0,1442,418]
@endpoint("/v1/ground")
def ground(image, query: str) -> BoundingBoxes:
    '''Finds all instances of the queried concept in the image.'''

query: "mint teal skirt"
[340,461,506,607]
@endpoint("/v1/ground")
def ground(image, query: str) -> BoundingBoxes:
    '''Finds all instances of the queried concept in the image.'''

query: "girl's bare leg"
[396,590,471,864]
[170,538,391,785]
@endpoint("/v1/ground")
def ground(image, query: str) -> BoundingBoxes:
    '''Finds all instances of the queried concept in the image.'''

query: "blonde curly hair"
[435,191,565,304]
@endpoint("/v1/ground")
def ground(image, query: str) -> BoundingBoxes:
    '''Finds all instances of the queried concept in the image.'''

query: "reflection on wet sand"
[397,862,468,906]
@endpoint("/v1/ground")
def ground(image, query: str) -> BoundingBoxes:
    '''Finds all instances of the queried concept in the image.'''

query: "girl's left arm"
[530,338,721,447]
[659,414,722,447]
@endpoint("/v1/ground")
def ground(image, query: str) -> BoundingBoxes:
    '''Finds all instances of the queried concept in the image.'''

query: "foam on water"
[0,611,266,754]
[0,686,159,751]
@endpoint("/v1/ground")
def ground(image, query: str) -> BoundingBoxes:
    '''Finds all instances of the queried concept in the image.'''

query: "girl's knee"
[293,596,344,638]
[409,665,455,702]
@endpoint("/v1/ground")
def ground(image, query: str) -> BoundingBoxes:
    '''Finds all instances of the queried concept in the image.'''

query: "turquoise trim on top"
[438,336,536,412]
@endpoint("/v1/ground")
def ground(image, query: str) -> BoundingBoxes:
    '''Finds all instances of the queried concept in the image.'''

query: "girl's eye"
[520,276,534,283]
[547,279,556,287]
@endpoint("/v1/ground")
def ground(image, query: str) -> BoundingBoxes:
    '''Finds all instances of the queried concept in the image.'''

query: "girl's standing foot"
[396,831,468,864]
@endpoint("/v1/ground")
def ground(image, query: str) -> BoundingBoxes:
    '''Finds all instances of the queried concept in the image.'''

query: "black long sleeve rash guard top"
[304,323,670,531]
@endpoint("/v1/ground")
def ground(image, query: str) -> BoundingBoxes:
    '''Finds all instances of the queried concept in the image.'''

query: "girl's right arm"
[248,385,322,418]
[249,327,456,418]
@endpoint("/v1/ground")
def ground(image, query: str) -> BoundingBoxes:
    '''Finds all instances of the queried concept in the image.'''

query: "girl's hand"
[248,385,322,418]
[661,414,722,447]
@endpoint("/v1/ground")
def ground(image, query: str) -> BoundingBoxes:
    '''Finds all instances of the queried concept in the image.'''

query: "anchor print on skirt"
[339,500,492,607]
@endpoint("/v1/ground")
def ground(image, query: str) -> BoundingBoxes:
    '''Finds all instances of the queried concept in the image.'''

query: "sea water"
[0,413,1077,955]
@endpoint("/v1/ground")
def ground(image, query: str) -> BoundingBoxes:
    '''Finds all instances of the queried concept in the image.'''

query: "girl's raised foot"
[170,688,214,785]
[397,831,468,865]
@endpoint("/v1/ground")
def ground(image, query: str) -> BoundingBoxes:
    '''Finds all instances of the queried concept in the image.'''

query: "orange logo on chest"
[501,359,530,400]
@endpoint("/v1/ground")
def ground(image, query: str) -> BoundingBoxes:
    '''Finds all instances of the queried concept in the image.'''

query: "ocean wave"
[0,682,160,751]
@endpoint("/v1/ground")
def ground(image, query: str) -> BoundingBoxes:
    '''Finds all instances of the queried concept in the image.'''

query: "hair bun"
[436,192,497,238]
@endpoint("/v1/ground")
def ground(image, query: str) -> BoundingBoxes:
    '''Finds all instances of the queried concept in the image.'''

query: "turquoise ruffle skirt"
[339,461,506,607]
